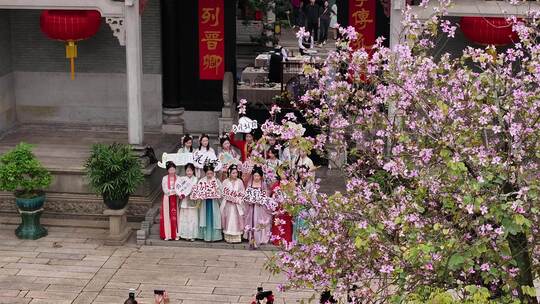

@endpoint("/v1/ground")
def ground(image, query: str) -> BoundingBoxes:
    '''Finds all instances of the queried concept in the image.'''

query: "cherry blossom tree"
[261,1,540,303]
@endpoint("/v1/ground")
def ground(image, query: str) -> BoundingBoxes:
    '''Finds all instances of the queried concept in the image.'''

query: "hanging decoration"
[460,17,519,46]
[40,10,102,80]
[199,0,225,80]
[348,0,376,50]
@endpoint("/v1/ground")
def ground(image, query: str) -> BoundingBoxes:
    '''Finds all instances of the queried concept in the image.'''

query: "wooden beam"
[0,0,124,17]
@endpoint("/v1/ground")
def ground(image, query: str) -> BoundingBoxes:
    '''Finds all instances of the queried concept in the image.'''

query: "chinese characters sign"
[199,0,225,80]
[191,179,221,200]
[348,0,376,50]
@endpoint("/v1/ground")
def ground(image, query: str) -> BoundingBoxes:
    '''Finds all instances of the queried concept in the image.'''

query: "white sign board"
[158,152,194,168]
[192,150,223,171]
[232,116,258,134]
[175,177,195,197]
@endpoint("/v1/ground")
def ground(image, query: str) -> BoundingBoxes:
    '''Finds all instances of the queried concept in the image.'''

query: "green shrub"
[0,143,52,198]
[85,143,144,201]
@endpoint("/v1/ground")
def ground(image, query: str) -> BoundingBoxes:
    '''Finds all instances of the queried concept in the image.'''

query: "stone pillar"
[387,0,405,155]
[389,0,405,49]
[218,72,235,134]
[125,0,144,146]
[104,207,131,245]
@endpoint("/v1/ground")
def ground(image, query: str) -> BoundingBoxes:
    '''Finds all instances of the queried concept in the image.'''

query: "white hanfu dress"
[220,178,245,243]
[178,175,199,240]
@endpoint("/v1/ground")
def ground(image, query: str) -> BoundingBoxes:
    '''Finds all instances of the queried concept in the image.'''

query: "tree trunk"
[504,182,537,304]
[508,233,538,304]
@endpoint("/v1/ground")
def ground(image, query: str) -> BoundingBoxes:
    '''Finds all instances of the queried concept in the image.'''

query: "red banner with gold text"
[199,0,225,80]
[348,0,376,50]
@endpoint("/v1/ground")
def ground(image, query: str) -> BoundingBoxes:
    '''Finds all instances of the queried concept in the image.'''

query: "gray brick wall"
[0,10,12,76]
[9,0,161,74]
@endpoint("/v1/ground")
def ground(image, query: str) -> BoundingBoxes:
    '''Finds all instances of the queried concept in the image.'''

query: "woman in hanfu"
[240,150,256,187]
[218,134,241,181]
[264,146,281,185]
[229,130,255,162]
[191,162,223,242]
[160,161,180,240]
[292,165,315,242]
[243,165,273,249]
[178,134,194,154]
[263,133,282,160]
[176,134,194,175]
[194,134,217,178]
[270,174,293,246]
[178,163,199,241]
[220,165,246,243]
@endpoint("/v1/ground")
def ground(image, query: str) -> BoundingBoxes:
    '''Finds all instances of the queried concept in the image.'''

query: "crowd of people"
[159,131,316,250]
[293,0,338,47]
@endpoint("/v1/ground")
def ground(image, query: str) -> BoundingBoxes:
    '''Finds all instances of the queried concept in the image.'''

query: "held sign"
[190,179,221,200]
[175,177,196,197]
[192,150,223,171]
[158,152,194,168]
[222,185,244,203]
[243,187,270,206]
[219,152,241,168]
[232,116,258,134]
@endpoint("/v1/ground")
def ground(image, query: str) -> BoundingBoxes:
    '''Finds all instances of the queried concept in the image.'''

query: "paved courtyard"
[0,224,314,304]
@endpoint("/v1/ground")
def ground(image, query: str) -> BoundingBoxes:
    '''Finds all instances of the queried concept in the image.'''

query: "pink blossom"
[380,265,394,274]
[480,205,488,215]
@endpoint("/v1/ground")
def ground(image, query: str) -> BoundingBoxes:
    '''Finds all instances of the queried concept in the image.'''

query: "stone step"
[146,234,278,251]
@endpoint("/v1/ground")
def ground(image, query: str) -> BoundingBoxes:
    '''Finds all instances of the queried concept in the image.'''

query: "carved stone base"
[162,107,185,134]
[104,207,131,246]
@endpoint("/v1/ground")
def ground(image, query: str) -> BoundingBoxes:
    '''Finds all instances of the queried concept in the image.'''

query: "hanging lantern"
[255,10,263,21]
[40,10,102,80]
[460,17,518,46]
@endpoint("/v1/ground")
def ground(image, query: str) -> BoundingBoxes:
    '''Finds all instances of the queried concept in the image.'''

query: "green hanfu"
[194,176,223,242]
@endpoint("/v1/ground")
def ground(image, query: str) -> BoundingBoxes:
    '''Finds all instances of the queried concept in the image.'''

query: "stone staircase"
[140,210,277,250]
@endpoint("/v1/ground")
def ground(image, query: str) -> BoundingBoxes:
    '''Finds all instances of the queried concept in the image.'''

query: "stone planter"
[14,192,47,240]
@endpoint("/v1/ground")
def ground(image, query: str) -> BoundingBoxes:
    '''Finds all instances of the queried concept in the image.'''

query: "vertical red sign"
[348,0,376,50]
[199,0,225,80]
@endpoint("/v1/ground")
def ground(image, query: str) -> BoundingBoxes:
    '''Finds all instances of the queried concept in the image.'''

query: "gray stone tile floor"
[0,224,315,304]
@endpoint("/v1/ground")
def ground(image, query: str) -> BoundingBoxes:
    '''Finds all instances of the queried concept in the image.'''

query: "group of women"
[159,132,316,249]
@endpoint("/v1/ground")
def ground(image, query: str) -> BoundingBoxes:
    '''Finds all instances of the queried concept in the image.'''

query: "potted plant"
[0,142,52,239]
[85,143,144,210]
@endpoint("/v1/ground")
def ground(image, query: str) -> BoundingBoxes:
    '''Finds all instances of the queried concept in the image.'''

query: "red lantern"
[40,10,102,80]
[460,17,518,46]
[255,10,263,21]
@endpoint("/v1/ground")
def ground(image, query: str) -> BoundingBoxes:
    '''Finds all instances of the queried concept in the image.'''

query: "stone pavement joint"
[0,224,311,303]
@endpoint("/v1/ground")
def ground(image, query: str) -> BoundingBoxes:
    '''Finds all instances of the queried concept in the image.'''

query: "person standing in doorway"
[298,1,306,28]
[330,2,338,39]
[291,0,301,28]
[305,0,321,48]
[318,1,332,45]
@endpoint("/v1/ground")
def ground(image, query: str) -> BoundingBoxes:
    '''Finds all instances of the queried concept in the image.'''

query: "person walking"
[305,0,321,48]
[318,1,332,45]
